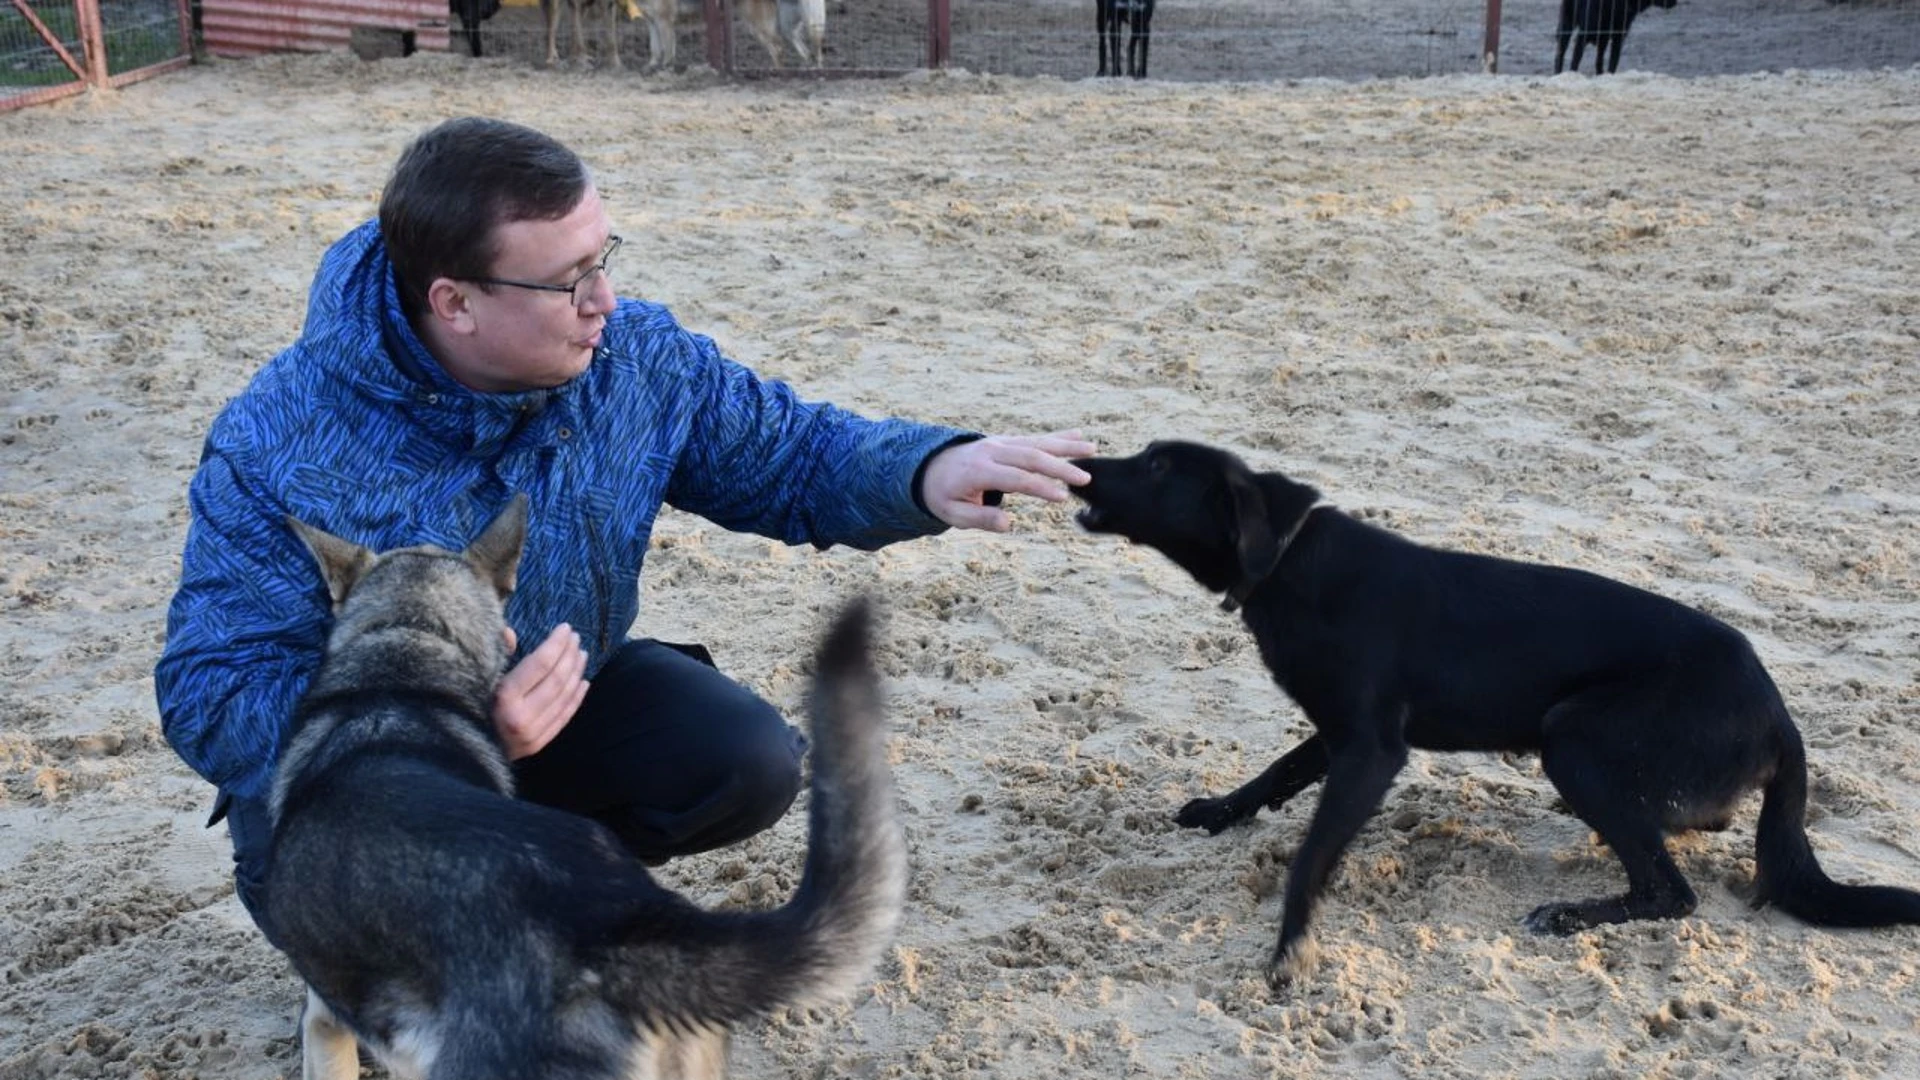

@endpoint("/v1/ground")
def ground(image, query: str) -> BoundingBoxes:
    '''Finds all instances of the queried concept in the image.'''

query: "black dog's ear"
[1223,468,1282,611]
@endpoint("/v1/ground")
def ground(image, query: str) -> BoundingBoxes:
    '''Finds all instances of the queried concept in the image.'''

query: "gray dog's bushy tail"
[1755,727,1920,926]
[778,597,909,1001]
[609,597,907,1031]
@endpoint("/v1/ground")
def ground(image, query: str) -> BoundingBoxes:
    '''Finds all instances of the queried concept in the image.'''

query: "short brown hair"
[379,117,592,320]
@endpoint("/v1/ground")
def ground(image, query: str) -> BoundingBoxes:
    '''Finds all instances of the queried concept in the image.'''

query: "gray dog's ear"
[465,493,528,600]
[287,516,376,612]
[1224,468,1282,610]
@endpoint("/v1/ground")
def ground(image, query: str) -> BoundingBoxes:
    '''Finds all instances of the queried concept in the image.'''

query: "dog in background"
[1072,439,1920,987]
[744,0,826,69]
[450,0,501,57]
[542,0,622,66]
[266,495,906,1079]
[542,0,824,71]
[1096,0,1155,78]
[1555,0,1677,74]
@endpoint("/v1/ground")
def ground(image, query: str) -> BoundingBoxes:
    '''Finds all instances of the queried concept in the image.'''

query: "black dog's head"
[1072,440,1319,611]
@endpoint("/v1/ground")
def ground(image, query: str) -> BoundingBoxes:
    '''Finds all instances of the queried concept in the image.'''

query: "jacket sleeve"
[153,440,331,803]
[663,330,975,551]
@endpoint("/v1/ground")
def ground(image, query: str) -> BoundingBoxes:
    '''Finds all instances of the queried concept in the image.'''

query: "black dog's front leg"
[1268,740,1407,987]
[1174,735,1328,834]
[1095,0,1116,76]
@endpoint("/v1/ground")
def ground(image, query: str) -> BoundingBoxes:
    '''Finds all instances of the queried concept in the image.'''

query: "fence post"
[77,0,111,87]
[705,0,733,74]
[175,0,195,58]
[926,0,950,69]
[1482,0,1503,73]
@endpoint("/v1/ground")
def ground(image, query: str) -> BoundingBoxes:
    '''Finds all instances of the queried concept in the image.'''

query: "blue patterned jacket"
[155,221,966,802]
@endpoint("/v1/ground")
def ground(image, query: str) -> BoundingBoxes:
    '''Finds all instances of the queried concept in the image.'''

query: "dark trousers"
[222,638,805,945]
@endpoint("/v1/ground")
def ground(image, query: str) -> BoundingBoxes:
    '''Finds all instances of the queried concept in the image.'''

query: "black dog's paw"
[1522,902,1591,936]
[1174,796,1253,835]
[1265,935,1318,989]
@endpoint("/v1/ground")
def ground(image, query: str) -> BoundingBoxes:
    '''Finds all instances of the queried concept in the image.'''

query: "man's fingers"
[524,630,587,709]
[976,447,1089,500]
[937,501,1012,532]
[494,624,589,760]
[499,626,584,708]
[1013,431,1097,459]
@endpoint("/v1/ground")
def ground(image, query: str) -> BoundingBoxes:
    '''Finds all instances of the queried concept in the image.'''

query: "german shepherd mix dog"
[1071,440,1920,987]
[267,496,906,1079]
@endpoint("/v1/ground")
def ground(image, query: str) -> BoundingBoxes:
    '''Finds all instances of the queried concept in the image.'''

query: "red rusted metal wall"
[201,0,451,57]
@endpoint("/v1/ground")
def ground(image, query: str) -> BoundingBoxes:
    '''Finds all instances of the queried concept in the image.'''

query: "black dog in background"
[1555,0,1676,74]
[1097,0,1155,78]
[1073,439,1920,987]
[452,0,503,57]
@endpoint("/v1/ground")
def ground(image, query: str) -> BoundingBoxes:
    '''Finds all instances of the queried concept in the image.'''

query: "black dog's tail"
[1754,725,1920,927]
[607,598,907,1030]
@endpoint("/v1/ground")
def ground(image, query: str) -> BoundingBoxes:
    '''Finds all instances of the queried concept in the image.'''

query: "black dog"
[1554,0,1676,74]
[1073,440,1920,986]
[451,0,502,57]
[1097,0,1154,78]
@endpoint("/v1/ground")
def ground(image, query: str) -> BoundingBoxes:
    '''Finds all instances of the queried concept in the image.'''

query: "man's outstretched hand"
[921,430,1096,532]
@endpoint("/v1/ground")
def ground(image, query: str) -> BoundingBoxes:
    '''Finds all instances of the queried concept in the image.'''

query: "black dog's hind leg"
[1128,8,1150,78]
[1526,690,1698,933]
[1553,0,1573,71]
[1096,0,1117,76]
[1268,737,1407,986]
[1175,735,1328,834]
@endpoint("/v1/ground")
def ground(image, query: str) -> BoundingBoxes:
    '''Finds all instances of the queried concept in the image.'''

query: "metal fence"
[1,0,191,111]
[458,0,1918,81]
[4,0,1915,111]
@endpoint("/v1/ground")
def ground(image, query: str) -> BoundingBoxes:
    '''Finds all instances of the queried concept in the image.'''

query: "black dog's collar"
[1220,507,1316,614]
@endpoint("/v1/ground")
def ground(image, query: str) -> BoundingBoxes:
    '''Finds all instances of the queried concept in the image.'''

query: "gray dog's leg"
[301,987,359,1080]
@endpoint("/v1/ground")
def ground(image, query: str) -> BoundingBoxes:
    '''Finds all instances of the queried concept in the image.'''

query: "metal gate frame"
[2,0,193,112]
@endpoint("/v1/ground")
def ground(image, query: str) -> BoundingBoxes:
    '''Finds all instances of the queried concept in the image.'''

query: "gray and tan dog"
[267,495,906,1079]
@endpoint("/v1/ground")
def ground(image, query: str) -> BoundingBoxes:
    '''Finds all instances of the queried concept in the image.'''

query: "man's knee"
[604,713,806,860]
[730,723,806,834]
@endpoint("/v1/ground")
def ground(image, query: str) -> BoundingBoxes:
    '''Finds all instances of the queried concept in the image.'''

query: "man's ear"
[424,277,478,335]
[286,517,375,611]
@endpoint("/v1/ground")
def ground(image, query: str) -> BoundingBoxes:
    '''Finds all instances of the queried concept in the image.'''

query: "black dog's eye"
[1148,454,1171,476]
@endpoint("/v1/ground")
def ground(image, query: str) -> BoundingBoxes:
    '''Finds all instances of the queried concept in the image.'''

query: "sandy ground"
[4,51,1920,1080]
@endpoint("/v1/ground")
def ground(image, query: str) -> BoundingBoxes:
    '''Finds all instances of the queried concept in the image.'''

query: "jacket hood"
[293,220,563,456]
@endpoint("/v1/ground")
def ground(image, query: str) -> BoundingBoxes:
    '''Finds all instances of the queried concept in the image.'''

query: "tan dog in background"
[542,0,824,71]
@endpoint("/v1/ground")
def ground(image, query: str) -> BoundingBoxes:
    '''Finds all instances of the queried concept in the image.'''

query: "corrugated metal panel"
[202,0,452,58]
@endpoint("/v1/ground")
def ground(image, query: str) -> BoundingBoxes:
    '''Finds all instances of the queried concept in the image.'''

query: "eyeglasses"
[468,235,622,309]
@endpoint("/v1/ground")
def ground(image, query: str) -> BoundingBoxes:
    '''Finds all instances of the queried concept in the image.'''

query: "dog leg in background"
[1095,0,1117,76]
[1269,731,1408,986]
[780,0,826,67]
[1174,735,1329,835]
[640,0,676,71]
[1127,0,1154,78]
[541,0,564,63]
[299,989,359,1080]
[603,0,623,68]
